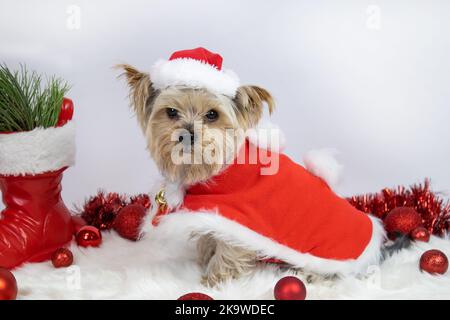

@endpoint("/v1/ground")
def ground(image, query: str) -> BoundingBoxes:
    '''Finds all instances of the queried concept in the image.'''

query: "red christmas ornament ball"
[420,250,448,275]
[113,204,147,241]
[384,207,422,235]
[76,226,102,247]
[0,268,18,300]
[274,276,307,300]
[177,292,214,300]
[56,97,74,127]
[51,248,74,268]
[410,227,430,242]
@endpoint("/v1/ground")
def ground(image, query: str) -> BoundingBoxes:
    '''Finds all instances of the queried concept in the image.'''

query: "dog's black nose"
[178,131,195,145]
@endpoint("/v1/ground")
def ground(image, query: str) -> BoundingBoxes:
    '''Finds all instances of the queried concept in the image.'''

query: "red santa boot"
[0,117,76,269]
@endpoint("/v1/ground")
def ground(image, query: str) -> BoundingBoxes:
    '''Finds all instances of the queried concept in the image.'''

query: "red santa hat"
[150,47,240,97]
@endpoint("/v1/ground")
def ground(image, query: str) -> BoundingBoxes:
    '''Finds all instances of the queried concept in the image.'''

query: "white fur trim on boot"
[0,122,76,176]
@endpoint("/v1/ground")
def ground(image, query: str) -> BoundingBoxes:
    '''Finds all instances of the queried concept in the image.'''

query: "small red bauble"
[0,268,18,300]
[113,204,147,241]
[384,207,422,236]
[420,250,448,275]
[56,97,74,127]
[274,276,307,300]
[76,226,102,247]
[177,292,214,300]
[410,227,430,242]
[51,248,74,268]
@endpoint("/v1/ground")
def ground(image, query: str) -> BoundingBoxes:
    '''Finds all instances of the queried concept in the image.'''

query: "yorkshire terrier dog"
[118,69,271,286]
[118,48,398,287]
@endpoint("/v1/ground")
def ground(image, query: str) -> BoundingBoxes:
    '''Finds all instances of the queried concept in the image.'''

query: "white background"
[1,0,449,208]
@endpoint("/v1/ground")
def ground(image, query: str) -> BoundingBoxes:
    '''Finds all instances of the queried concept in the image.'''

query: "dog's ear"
[233,85,275,129]
[116,64,155,130]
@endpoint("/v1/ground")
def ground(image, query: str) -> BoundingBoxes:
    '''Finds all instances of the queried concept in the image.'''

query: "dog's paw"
[196,234,217,268]
[200,240,257,287]
[201,273,222,288]
[293,268,340,284]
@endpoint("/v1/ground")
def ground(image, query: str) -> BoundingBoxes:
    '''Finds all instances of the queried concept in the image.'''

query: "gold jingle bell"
[155,189,167,211]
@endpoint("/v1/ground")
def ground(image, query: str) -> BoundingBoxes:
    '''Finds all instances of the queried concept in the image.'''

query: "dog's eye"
[205,109,219,122]
[166,108,179,119]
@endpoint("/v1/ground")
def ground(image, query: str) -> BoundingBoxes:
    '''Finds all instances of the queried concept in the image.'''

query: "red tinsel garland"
[129,194,151,209]
[347,179,450,236]
[78,191,150,230]
[78,179,449,237]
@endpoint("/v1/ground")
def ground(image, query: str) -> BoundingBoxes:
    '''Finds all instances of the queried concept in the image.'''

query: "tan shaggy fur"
[116,64,153,131]
[118,64,274,286]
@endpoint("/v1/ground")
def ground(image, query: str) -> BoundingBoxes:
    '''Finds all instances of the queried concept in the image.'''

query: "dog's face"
[118,64,274,185]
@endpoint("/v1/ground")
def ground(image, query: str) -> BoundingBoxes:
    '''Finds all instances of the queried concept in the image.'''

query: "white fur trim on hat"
[0,122,76,176]
[150,58,240,97]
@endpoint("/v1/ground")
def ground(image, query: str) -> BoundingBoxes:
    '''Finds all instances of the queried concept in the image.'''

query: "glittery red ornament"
[80,192,126,230]
[79,191,151,231]
[129,194,151,209]
[384,207,422,236]
[347,179,450,236]
[274,276,306,300]
[420,250,448,275]
[76,226,102,247]
[113,204,147,241]
[0,268,18,300]
[177,292,213,300]
[410,227,430,242]
[51,248,74,268]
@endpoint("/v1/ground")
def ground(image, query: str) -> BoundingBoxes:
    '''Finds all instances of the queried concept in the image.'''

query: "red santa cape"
[152,141,385,275]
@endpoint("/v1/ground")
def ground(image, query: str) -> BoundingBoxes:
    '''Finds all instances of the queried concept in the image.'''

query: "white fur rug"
[13,228,450,300]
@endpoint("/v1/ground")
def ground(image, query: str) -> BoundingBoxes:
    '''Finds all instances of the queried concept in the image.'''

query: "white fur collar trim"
[0,122,76,176]
[302,148,343,190]
[246,119,286,153]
